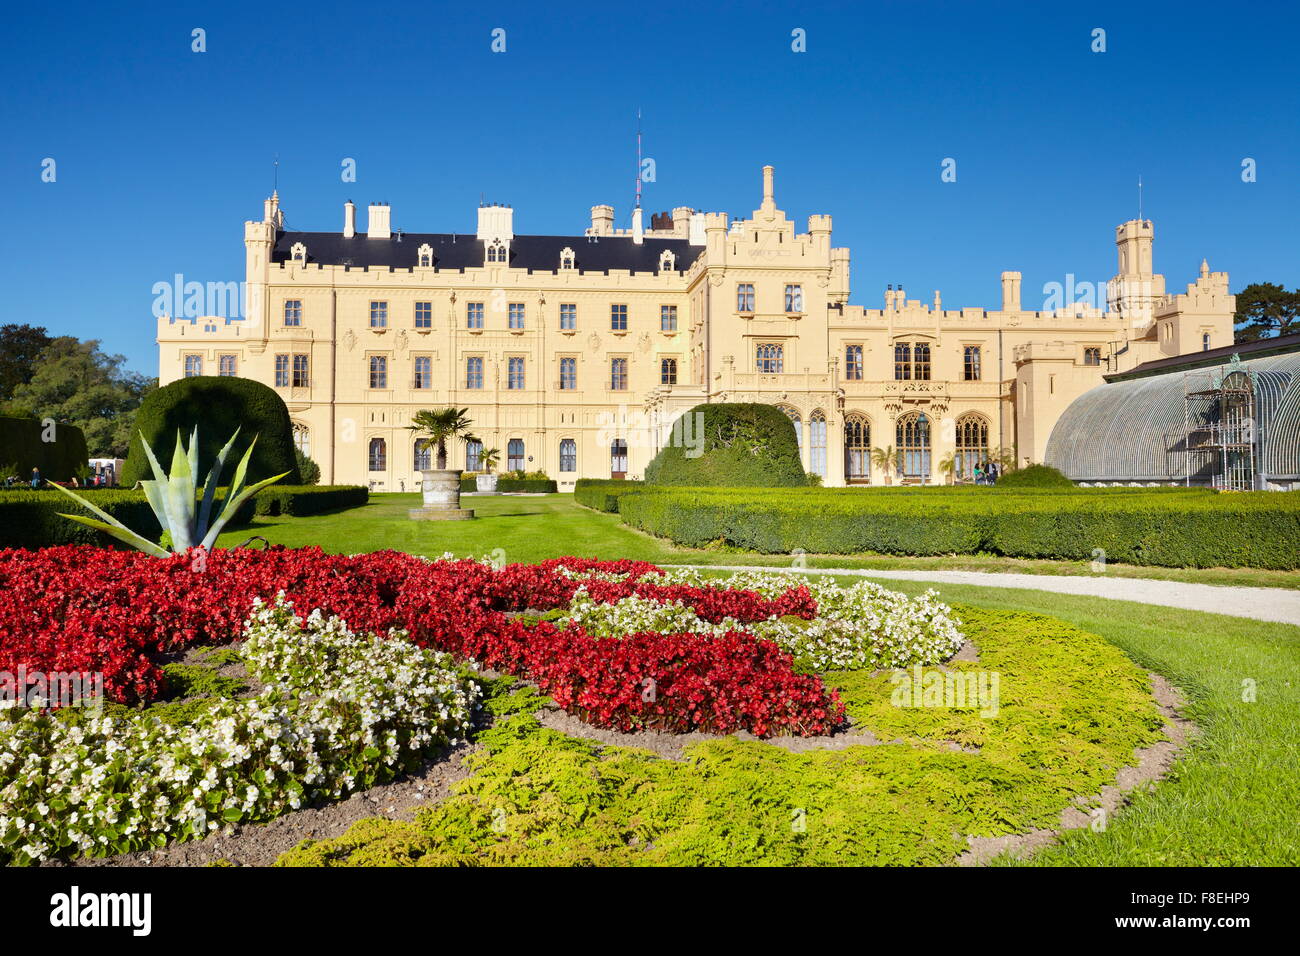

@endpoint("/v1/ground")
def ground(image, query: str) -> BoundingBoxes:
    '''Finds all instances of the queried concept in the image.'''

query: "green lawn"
[217,492,1300,590]
[213,492,1300,865]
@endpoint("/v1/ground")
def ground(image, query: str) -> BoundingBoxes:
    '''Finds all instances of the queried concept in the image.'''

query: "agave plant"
[48,427,289,557]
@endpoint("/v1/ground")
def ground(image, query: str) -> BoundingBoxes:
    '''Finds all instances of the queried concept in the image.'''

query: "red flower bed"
[0,547,843,736]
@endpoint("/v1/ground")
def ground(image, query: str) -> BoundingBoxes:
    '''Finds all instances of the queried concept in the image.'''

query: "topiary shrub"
[0,415,88,482]
[121,377,301,486]
[644,403,806,487]
[996,464,1074,488]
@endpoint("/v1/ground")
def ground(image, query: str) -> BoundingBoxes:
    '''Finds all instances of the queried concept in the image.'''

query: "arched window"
[291,422,310,459]
[559,439,577,473]
[465,439,483,472]
[611,439,628,478]
[756,343,784,373]
[418,243,433,268]
[661,357,677,385]
[954,414,989,482]
[413,439,431,472]
[781,406,803,463]
[809,411,827,479]
[896,412,931,481]
[658,249,676,272]
[844,415,871,483]
[487,240,506,264]
[507,438,525,472]
[368,438,387,472]
[559,247,576,270]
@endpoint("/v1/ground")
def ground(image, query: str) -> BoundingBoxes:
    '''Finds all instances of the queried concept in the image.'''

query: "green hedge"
[997,464,1074,488]
[122,377,301,487]
[614,486,1300,569]
[574,479,645,512]
[459,476,557,493]
[643,403,807,487]
[0,416,89,483]
[0,485,368,549]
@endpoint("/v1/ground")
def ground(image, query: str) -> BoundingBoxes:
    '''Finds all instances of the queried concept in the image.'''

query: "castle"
[156,166,1235,488]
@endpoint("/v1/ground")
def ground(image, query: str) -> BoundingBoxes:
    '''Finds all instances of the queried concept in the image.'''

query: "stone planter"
[409,468,474,521]
[475,473,499,494]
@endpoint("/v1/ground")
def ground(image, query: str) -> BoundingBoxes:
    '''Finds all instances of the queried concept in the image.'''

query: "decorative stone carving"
[637,332,651,353]
[588,332,601,353]
[395,329,409,353]
[342,329,356,351]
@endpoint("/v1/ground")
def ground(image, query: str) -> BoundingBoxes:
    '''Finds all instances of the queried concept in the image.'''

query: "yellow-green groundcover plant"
[277,606,1166,867]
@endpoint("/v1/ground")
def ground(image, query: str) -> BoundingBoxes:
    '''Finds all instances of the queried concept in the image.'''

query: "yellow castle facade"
[156,166,1235,489]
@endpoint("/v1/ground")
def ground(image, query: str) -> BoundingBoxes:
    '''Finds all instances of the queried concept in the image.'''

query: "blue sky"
[2,0,1297,375]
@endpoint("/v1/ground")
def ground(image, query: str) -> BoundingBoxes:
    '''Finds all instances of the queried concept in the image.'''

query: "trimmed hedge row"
[644,403,807,488]
[0,485,368,549]
[574,479,645,512]
[0,416,89,483]
[614,486,1300,569]
[460,476,558,493]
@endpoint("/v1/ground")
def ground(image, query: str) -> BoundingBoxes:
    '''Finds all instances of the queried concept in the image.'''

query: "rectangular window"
[292,353,309,388]
[415,301,432,329]
[1202,332,1211,352]
[559,439,577,473]
[784,284,803,313]
[218,354,237,376]
[661,358,677,385]
[508,356,525,389]
[465,356,483,389]
[467,302,484,329]
[368,355,388,389]
[913,343,931,381]
[283,300,302,327]
[964,345,982,381]
[610,357,628,390]
[894,343,911,381]
[1083,347,1102,366]
[414,355,432,389]
[756,343,784,373]
[559,356,577,390]
[845,345,863,380]
[508,303,525,329]
[274,354,289,387]
[737,283,755,312]
[370,301,388,328]
[660,305,677,332]
[611,304,628,330]
[184,354,203,378]
[560,303,577,330]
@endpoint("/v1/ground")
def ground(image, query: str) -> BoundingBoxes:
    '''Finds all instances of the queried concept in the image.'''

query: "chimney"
[761,165,775,209]
[590,204,614,236]
[672,206,692,236]
[688,211,706,246]
[632,207,644,244]
[1001,270,1022,312]
[367,203,391,239]
[343,200,356,238]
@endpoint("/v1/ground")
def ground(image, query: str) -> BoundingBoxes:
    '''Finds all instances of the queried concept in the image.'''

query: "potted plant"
[938,452,957,485]
[408,407,477,520]
[475,447,502,493]
[871,445,901,485]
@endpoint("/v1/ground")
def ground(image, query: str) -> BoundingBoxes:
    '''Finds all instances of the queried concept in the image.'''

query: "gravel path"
[681,565,1300,625]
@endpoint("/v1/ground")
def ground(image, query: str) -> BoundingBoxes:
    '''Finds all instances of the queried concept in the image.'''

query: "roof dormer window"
[487,240,507,264]
[659,249,676,272]
[559,247,576,270]
[290,241,307,264]
[417,243,433,268]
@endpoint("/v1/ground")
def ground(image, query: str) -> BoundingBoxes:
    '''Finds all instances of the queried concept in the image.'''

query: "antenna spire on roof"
[1138,173,1143,221]
[273,153,279,193]
[634,108,643,210]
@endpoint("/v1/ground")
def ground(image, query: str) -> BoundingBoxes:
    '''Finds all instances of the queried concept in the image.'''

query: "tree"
[408,408,477,471]
[295,447,321,485]
[1234,283,1300,343]
[8,337,155,458]
[479,447,501,473]
[0,324,52,401]
[871,445,901,483]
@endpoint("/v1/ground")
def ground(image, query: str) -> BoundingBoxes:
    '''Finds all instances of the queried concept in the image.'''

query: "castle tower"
[1107,219,1166,329]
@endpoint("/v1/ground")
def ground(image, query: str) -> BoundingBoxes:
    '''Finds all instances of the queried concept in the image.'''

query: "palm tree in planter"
[475,446,502,493]
[938,451,958,485]
[408,408,478,520]
[871,445,902,485]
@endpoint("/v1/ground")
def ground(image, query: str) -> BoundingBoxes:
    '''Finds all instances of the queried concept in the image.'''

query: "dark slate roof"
[1105,332,1300,382]
[271,230,701,274]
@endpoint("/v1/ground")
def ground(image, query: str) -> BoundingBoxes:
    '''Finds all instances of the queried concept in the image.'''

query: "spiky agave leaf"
[200,470,291,550]
[46,482,170,557]
[197,428,242,538]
